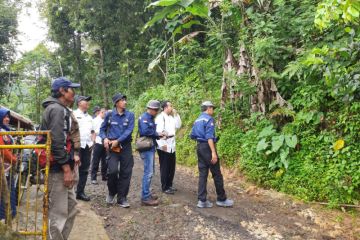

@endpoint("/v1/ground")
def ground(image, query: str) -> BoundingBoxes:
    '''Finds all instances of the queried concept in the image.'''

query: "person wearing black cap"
[190,101,234,208]
[138,100,166,206]
[74,95,93,201]
[92,106,101,118]
[99,93,135,208]
[40,77,81,239]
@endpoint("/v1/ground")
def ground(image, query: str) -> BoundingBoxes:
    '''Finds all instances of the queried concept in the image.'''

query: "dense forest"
[0,0,359,206]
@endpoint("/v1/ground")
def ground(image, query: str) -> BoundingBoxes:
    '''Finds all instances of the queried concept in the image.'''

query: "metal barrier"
[0,131,51,240]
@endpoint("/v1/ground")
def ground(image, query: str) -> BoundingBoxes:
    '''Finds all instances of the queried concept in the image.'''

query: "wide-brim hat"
[112,93,127,106]
[201,101,216,108]
[147,100,160,110]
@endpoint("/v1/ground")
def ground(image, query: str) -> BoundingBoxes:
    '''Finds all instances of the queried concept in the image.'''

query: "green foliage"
[0,0,18,96]
[3,0,359,207]
[315,0,360,30]
[139,0,360,206]
[255,125,298,170]
[0,44,58,122]
[144,0,208,32]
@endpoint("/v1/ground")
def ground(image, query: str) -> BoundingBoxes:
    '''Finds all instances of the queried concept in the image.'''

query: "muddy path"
[84,155,359,240]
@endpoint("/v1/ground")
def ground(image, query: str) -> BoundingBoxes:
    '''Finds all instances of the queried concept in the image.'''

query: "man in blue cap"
[100,93,135,208]
[190,101,234,208]
[41,77,81,239]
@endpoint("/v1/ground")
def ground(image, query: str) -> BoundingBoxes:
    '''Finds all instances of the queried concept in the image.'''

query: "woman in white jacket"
[155,101,181,194]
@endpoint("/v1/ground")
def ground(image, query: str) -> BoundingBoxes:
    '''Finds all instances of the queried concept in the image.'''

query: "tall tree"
[0,0,18,97]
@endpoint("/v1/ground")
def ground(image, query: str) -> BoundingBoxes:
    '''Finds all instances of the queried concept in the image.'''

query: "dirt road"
[81,155,359,240]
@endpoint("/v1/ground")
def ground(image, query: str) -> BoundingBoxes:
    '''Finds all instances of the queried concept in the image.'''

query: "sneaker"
[106,194,115,204]
[118,199,130,208]
[216,199,234,207]
[163,189,175,195]
[197,200,213,208]
[169,186,177,192]
[141,198,159,206]
[91,180,98,185]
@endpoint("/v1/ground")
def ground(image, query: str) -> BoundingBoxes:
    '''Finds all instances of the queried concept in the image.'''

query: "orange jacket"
[0,135,16,164]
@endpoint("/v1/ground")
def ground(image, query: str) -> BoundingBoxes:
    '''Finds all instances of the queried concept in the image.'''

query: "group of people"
[0,76,233,239]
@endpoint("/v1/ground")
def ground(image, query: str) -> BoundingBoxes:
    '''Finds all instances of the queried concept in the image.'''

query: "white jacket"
[155,111,181,153]
[74,109,94,149]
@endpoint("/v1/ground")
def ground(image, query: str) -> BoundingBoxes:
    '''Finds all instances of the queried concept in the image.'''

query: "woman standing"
[0,107,17,222]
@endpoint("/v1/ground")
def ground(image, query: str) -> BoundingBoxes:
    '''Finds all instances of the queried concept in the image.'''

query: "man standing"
[100,93,134,208]
[41,77,80,239]
[91,107,107,184]
[190,101,234,208]
[74,95,93,201]
[138,100,165,206]
[155,101,181,194]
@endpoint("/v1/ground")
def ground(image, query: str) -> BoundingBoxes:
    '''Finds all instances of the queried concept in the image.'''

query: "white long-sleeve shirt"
[155,111,182,153]
[92,115,104,144]
[74,109,94,149]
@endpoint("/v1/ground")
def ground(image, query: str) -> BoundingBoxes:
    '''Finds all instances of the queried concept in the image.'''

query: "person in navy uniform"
[138,100,166,206]
[190,101,234,208]
[100,93,134,208]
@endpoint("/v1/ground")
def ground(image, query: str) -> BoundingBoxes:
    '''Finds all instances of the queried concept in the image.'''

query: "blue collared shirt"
[190,112,216,142]
[138,112,159,138]
[99,109,134,144]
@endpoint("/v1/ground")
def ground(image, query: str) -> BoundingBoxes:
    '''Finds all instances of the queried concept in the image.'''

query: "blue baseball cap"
[51,77,81,91]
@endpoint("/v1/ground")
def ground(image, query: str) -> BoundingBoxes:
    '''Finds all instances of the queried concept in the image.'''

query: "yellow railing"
[0,131,51,240]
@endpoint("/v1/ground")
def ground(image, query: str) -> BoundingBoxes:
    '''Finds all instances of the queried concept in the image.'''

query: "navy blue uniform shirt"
[190,112,217,142]
[138,112,159,138]
[99,109,135,144]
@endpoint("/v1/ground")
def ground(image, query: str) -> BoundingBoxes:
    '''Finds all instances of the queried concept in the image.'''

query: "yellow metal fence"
[0,131,51,240]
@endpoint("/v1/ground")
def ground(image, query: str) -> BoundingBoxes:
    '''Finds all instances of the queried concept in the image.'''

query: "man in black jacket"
[41,77,80,240]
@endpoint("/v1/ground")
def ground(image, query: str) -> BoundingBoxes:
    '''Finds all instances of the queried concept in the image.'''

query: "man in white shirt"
[74,95,93,201]
[155,101,182,194]
[90,107,107,184]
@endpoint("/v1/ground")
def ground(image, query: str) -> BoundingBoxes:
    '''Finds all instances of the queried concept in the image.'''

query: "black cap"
[75,95,92,105]
[93,106,101,114]
[112,93,126,106]
[51,77,80,91]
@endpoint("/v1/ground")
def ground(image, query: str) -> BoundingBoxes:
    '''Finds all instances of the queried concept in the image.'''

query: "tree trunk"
[218,48,238,128]
[73,33,83,95]
[99,47,109,108]
[37,66,41,123]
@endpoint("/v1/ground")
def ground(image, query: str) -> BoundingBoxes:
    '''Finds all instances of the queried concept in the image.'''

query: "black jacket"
[41,97,73,171]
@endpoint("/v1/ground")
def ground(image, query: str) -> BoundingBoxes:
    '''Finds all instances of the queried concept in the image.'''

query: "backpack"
[34,135,72,168]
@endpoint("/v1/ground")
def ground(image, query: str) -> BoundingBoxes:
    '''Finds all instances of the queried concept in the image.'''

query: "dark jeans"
[157,149,176,191]
[196,142,226,202]
[77,145,91,195]
[107,143,134,202]
[91,143,107,180]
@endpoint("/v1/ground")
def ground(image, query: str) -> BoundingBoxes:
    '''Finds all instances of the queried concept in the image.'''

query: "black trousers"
[107,143,134,202]
[91,143,107,180]
[157,149,176,191]
[196,142,226,202]
[77,145,91,195]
